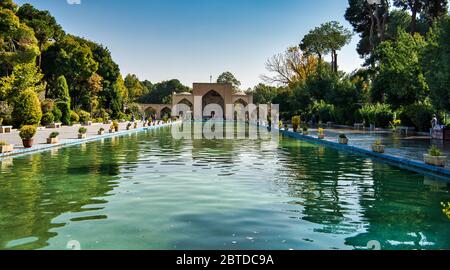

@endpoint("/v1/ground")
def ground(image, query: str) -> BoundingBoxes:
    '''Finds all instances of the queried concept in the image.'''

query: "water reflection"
[0,124,448,250]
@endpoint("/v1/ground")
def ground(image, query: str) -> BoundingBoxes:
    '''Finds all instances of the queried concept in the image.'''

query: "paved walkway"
[0,121,147,151]
[305,127,450,167]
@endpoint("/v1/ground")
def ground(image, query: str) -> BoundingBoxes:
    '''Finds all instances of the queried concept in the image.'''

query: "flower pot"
[372,144,385,153]
[318,134,325,139]
[109,129,114,134]
[339,137,349,145]
[424,154,447,167]
[115,127,119,132]
[293,125,298,132]
[0,144,13,153]
[22,139,34,148]
[47,137,59,144]
[78,134,87,139]
[98,131,105,135]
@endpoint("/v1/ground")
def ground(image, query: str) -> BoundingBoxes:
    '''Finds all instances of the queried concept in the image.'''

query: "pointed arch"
[202,90,224,119]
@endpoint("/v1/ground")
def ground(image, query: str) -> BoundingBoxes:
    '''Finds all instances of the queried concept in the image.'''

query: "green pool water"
[0,124,449,250]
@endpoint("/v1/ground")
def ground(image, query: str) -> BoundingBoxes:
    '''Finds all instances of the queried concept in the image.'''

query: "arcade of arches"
[138,83,253,120]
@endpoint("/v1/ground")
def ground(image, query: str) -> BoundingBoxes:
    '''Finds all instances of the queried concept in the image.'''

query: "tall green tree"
[124,74,144,101]
[320,21,352,73]
[41,35,98,108]
[394,0,426,33]
[17,3,64,67]
[345,0,390,59]
[0,8,40,76]
[423,17,450,113]
[51,75,70,104]
[0,0,17,11]
[217,71,241,91]
[372,31,429,108]
[0,62,44,101]
[51,75,71,125]
[139,79,190,104]
[249,83,278,105]
[300,26,330,62]
[423,0,449,23]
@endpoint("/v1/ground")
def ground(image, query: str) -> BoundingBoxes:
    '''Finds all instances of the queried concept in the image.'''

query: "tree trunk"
[411,9,417,34]
[370,14,375,51]
[333,51,338,73]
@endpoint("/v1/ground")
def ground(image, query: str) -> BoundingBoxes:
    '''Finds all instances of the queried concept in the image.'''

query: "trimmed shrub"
[77,110,91,123]
[78,127,87,134]
[313,100,335,123]
[398,102,434,132]
[70,110,80,123]
[52,105,62,122]
[19,125,37,140]
[49,132,59,138]
[41,112,55,126]
[57,102,71,125]
[12,89,42,127]
[116,112,126,121]
[359,103,394,128]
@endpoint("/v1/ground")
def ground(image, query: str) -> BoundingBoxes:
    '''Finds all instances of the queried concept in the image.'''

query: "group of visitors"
[131,113,157,124]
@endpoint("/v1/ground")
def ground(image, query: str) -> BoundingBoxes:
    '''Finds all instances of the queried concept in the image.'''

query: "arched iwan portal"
[202,90,224,119]
[160,107,172,119]
[174,99,193,118]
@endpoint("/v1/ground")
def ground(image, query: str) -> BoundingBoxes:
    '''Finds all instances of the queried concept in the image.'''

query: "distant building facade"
[138,83,253,120]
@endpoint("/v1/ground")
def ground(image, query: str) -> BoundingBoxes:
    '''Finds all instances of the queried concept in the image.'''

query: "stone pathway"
[305,127,450,167]
[0,121,148,152]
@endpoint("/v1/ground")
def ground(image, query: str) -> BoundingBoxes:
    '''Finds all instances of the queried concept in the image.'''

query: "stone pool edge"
[278,128,450,182]
[0,122,180,160]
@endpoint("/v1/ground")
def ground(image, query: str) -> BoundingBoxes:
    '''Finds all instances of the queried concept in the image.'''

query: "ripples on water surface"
[0,124,449,250]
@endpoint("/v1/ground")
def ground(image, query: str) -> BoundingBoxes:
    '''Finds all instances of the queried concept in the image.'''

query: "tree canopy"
[217,71,241,91]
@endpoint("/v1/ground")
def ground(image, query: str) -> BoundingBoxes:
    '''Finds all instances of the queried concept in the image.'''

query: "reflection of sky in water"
[0,125,449,250]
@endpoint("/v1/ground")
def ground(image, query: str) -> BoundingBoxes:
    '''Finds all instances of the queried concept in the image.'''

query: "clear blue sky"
[16,0,363,89]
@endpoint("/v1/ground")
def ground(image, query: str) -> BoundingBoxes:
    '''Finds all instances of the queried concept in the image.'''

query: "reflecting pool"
[0,124,449,250]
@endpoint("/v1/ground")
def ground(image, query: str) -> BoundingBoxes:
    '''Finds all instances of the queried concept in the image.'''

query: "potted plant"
[47,132,59,144]
[318,128,325,139]
[278,120,283,129]
[302,126,309,135]
[109,124,115,133]
[19,125,37,148]
[372,139,385,153]
[127,122,132,130]
[424,145,447,167]
[338,134,348,145]
[292,116,301,132]
[0,140,13,153]
[78,127,87,139]
[113,120,119,132]
[134,122,138,129]
[98,128,105,135]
